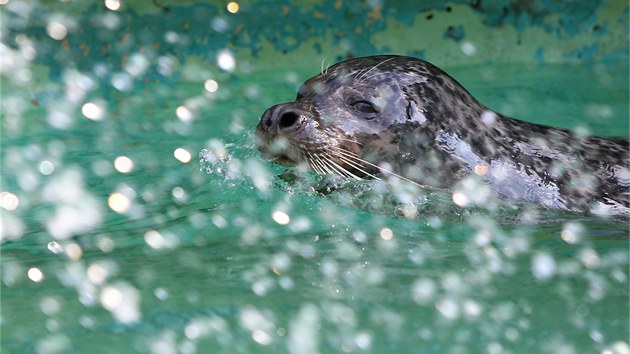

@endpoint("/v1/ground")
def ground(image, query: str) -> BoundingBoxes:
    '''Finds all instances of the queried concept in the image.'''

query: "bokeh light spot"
[204,79,219,93]
[531,253,556,280]
[174,148,192,163]
[144,230,166,249]
[114,156,134,173]
[227,2,239,13]
[87,264,108,284]
[252,329,272,345]
[176,106,194,123]
[272,211,290,225]
[28,267,44,282]
[100,286,123,309]
[39,161,55,175]
[380,227,393,240]
[0,191,19,210]
[108,192,131,213]
[452,192,469,207]
[46,21,68,40]
[65,243,83,260]
[104,0,120,11]
[474,164,489,176]
[81,102,104,121]
[217,50,236,72]
[461,41,476,56]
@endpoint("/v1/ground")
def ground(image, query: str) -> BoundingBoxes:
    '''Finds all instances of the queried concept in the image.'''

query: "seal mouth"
[258,145,299,166]
[269,154,297,166]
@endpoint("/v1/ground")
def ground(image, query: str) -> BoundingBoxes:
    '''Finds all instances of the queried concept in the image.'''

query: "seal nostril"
[261,109,273,128]
[279,111,299,129]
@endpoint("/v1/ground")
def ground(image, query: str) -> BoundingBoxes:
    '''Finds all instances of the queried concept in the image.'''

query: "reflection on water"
[1,0,629,353]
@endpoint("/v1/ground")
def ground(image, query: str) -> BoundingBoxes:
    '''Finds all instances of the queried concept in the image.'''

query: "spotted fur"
[257,55,629,217]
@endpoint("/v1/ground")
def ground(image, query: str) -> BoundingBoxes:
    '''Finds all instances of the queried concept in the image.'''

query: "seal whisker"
[335,155,382,180]
[321,157,349,178]
[361,71,388,83]
[303,151,319,173]
[314,153,336,175]
[321,158,339,176]
[330,147,421,187]
[352,68,368,81]
[326,147,382,179]
[317,153,351,178]
[308,153,325,174]
[335,137,364,146]
[321,154,363,180]
[309,152,333,175]
[357,57,397,83]
[327,146,363,160]
[324,59,332,74]
[305,152,323,174]
[316,155,335,175]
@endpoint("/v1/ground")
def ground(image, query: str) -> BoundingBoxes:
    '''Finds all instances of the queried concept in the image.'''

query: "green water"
[2,58,629,353]
[1,2,630,352]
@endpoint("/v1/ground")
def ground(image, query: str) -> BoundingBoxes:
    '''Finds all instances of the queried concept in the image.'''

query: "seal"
[256,55,629,217]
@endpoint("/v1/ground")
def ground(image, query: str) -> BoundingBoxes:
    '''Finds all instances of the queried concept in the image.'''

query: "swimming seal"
[256,55,629,217]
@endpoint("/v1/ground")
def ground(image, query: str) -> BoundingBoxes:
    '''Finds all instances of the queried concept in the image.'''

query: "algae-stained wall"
[2,0,628,82]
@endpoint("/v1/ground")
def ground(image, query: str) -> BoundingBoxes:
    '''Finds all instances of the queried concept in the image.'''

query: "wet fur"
[257,55,629,216]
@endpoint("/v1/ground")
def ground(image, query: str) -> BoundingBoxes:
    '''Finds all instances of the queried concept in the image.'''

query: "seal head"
[256,55,629,216]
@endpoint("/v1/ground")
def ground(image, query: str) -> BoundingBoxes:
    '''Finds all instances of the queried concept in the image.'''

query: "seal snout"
[259,104,302,132]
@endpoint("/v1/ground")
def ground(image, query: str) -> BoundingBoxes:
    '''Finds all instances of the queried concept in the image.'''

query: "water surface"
[2,59,629,353]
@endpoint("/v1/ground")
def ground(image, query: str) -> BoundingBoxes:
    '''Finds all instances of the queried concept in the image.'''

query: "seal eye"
[351,100,379,119]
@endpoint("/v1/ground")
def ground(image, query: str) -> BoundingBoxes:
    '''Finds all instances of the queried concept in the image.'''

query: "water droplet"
[379,227,393,240]
[288,304,319,354]
[217,50,236,72]
[104,0,120,11]
[226,2,240,14]
[40,297,61,316]
[100,282,141,324]
[174,148,192,163]
[531,252,556,280]
[412,278,436,304]
[561,222,584,244]
[436,298,459,319]
[108,192,131,213]
[124,53,150,77]
[114,156,134,173]
[176,106,194,123]
[211,17,229,32]
[452,191,468,207]
[46,21,68,40]
[87,263,108,284]
[481,110,497,125]
[81,102,105,120]
[144,230,166,249]
[204,79,219,93]
[0,191,19,210]
[461,41,476,56]
[39,161,55,175]
[28,267,45,282]
[272,210,290,225]
[111,72,132,91]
